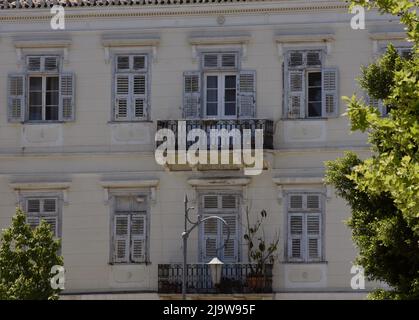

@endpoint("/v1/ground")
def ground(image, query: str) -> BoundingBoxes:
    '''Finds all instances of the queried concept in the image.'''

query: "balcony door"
[204,73,237,118]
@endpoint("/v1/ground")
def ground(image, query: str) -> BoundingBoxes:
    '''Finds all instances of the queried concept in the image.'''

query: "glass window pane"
[46,106,59,121]
[207,89,218,102]
[308,88,322,102]
[308,72,321,87]
[29,77,42,91]
[29,92,42,107]
[206,103,218,116]
[225,102,236,116]
[308,102,322,117]
[206,76,218,89]
[46,77,59,91]
[225,89,236,102]
[225,75,236,88]
[29,107,42,120]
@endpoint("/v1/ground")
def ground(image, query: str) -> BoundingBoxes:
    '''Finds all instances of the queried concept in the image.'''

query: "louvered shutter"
[114,74,130,120]
[114,215,129,263]
[288,214,303,260]
[238,70,256,118]
[41,216,58,237]
[322,68,338,117]
[367,95,387,116]
[203,54,219,69]
[60,73,75,121]
[8,74,25,122]
[221,53,237,69]
[27,56,42,72]
[288,70,304,118]
[307,214,321,261]
[183,71,201,118]
[133,74,147,120]
[202,218,218,262]
[131,214,146,263]
[26,216,40,230]
[222,215,238,262]
[44,56,59,72]
[289,194,303,209]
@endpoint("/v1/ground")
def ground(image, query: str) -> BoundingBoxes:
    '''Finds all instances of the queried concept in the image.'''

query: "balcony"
[156,119,274,150]
[158,263,273,294]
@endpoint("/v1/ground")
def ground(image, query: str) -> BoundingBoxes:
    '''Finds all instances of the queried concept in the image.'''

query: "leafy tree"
[325,0,419,299]
[0,208,63,300]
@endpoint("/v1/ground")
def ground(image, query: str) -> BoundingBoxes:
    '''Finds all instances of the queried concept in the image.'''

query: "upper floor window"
[284,50,338,119]
[286,192,324,262]
[113,54,148,121]
[199,193,240,263]
[183,51,256,119]
[24,196,61,238]
[8,55,75,123]
[111,194,149,264]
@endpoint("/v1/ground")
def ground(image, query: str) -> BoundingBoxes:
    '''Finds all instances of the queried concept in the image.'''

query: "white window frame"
[110,192,150,264]
[305,69,323,119]
[203,72,238,119]
[112,54,149,122]
[21,192,63,239]
[286,192,324,263]
[25,55,61,122]
[198,191,241,263]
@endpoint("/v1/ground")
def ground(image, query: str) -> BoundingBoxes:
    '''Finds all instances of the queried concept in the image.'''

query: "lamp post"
[182,194,229,300]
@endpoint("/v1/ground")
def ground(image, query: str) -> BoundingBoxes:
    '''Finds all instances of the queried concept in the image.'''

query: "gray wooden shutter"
[131,214,146,263]
[322,68,338,117]
[26,216,40,230]
[183,71,201,118]
[133,74,147,120]
[288,214,303,261]
[114,74,130,120]
[238,70,256,118]
[114,215,129,263]
[222,215,238,262]
[367,95,386,116]
[202,218,218,262]
[41,216,58,238]
[60,72,75,121]
[288,70,304,118]
[8,74,25,122]
[307,214,321,261]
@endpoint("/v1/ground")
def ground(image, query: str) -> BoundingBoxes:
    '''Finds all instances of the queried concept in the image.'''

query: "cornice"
[0,2,349,22]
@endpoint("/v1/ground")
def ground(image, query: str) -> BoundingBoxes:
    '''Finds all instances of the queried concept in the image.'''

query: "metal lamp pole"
[182,194,229,300]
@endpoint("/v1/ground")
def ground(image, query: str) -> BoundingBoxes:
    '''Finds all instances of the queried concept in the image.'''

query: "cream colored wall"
[0,1,399,295]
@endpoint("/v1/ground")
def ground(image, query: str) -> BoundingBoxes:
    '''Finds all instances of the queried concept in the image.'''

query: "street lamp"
[208,257,224,286]
[182,194,229,300]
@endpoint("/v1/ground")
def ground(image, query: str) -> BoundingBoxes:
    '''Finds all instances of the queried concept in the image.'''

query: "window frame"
[284,49,332,119]
[198,191,242,263]
[24,54,62,123]
[109,191,150,265]
[203,72,238,119]
[285,191,325,263]
[20,191,63,239]
[112,53,150,122]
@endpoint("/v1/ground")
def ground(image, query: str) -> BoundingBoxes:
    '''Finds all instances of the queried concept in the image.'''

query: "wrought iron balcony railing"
[158,263,273,294]
[156,119,274,150]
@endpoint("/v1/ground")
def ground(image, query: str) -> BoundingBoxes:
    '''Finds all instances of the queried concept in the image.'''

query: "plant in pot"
[243,208,279,292]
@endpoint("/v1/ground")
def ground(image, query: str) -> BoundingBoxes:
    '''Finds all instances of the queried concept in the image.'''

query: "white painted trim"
[101,36,160,63]
[369,32,407,41]
[100,180,159,189]
[273,177,324,185]
[188,177,251,187]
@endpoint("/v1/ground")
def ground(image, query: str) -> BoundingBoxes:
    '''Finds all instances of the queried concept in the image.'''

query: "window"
[24,197,60,238]
[113,54,148,121]
[286,193,323,262]
[285,50,338,119]
[183,52,256,119]
[199,193,240,263]
[7,55,75,123]
[111,195,148,264]
[366,46,412,117]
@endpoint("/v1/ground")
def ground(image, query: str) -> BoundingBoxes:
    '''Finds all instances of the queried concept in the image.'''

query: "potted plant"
[243,208,279,292]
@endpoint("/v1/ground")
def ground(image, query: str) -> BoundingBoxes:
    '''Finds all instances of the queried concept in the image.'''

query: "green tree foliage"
[0,208,63,300]
[326,0,419,299]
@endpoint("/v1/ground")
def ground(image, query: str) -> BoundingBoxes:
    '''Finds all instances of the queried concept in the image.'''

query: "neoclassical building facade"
[0,0,408,299]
